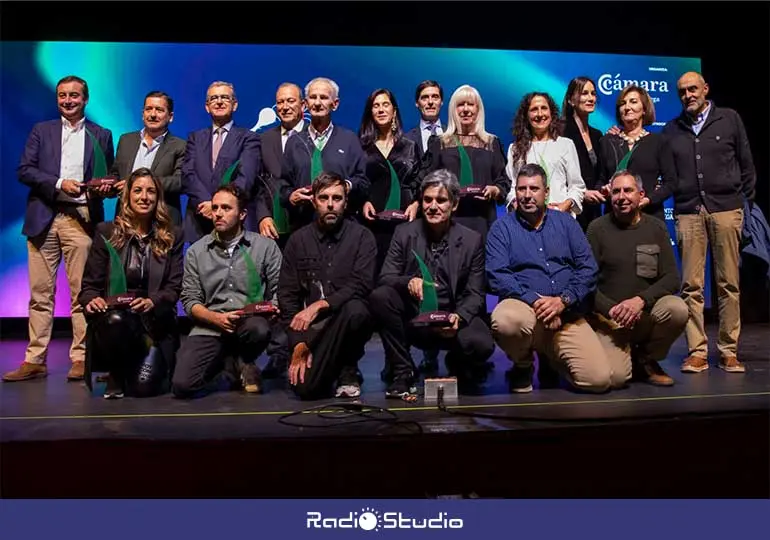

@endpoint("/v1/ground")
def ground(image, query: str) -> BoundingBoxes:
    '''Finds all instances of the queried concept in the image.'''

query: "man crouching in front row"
[281,172,377,400]
[172,184,282,398]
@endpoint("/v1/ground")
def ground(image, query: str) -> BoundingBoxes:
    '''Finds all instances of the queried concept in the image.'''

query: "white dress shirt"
[132,129,167,172]
[308,121,333,150]
[212,120,234,143]
[505,136,586,216]
[55,116,87,204]
[419,118,443,152]
[281,119,304,152]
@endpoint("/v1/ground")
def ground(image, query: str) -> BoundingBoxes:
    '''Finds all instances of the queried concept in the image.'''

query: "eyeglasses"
[207,95,234,103]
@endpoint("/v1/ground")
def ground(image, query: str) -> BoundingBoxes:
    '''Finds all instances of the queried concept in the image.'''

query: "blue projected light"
[0,41,701,317]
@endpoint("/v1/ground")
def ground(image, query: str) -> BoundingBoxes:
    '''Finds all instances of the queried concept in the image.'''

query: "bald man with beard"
[662,71,756,375]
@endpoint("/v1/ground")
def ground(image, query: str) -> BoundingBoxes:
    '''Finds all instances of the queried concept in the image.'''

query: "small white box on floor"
[424,377,458,403]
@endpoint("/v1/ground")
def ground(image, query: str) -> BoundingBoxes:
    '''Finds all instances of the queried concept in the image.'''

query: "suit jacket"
[78,221,184,318]
[564,115,603,230]
[404,127,425,160]
[379,218,487,324]
[110,130,187,225]
[252,124,287,227]
[563,115,603,190]
[276,125,368,232]
[181,125,262,242]
[18,119,114,238]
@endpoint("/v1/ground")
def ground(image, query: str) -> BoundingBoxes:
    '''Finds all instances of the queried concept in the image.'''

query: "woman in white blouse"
[505,92,585,217]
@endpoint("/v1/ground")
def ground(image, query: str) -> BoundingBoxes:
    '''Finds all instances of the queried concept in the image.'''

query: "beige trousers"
[25,213,92,365]
[491,298,627,393]
[589,296,689,369]
[676,207,743,358]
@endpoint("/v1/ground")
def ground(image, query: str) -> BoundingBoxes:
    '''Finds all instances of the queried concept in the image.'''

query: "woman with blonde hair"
[425,84,510,239]
[78,167,184,399]
[505,92,585,217]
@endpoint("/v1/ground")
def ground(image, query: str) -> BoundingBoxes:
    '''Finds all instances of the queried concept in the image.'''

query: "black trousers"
[369,285,495,382]
[292,299,373,401]
[361,218,398,278]
[265,234,290,366]
[86,309,177,397]
[172,316,271,398]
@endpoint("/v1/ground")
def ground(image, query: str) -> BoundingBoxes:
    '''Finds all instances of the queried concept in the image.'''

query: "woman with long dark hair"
[425,84,510,240]
[561,77,604,230]
[78,167,183,399]
[358,88,422,273]
[505,92,585,217]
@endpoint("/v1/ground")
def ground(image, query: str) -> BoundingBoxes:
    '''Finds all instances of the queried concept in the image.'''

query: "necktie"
[427,123,438,136]
[212,127,225,168]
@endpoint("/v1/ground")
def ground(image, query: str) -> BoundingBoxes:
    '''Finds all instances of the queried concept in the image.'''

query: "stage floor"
[1,324,769,443]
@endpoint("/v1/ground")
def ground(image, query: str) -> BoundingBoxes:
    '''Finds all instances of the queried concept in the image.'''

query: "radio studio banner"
[1,498,768,539]
[0,41,702,317]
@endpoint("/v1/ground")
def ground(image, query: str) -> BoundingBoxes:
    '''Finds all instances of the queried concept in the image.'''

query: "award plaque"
[242,301,278,316]
[411,310,454,327]
[102,234,134,309]
[375,161,409,222]
[409,250,454,328]
[85,175,119,190]
[219,159,241,186]
[238,245,277,317]
[456,139,480,198]
[105,292,137,309]
[376,209,409,221]
[459,185,485,197]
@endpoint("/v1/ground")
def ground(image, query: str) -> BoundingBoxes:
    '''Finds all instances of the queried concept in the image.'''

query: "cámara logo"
[306,507,464,531]
[597,73,670,96]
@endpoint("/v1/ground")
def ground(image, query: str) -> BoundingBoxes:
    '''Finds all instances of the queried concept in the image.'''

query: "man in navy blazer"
[3,75,114,383]
[403,80,446,373]
[276,77,368,233]
[181,81,261,243]
[404,80,445,161]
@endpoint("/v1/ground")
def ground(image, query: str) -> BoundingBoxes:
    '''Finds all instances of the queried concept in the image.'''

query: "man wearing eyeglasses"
[181,81,262,243]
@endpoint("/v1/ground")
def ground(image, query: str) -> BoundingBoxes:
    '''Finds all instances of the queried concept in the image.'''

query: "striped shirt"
[486,208,597,310]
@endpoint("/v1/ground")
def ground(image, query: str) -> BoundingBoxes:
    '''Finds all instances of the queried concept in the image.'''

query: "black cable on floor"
[277,402,423,434]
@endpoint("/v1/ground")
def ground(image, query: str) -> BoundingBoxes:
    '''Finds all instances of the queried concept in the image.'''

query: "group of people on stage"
[3,70,756,402]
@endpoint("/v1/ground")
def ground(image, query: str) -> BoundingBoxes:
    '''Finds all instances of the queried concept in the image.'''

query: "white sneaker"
[335,384,361,398]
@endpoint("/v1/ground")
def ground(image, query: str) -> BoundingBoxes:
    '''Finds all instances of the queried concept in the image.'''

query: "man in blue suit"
[3,75,114,383]
[404,80,445,161]
[276,77,369,233]
[181,81,261,243]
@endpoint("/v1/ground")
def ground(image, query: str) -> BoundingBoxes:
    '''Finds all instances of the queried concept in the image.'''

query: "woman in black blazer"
[561,76,604,231]
[596,85,678,222]
[357,88,423,275]
[79,167,183,399]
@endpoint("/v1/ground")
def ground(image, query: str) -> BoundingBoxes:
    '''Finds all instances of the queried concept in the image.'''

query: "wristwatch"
[559,293,573,308]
